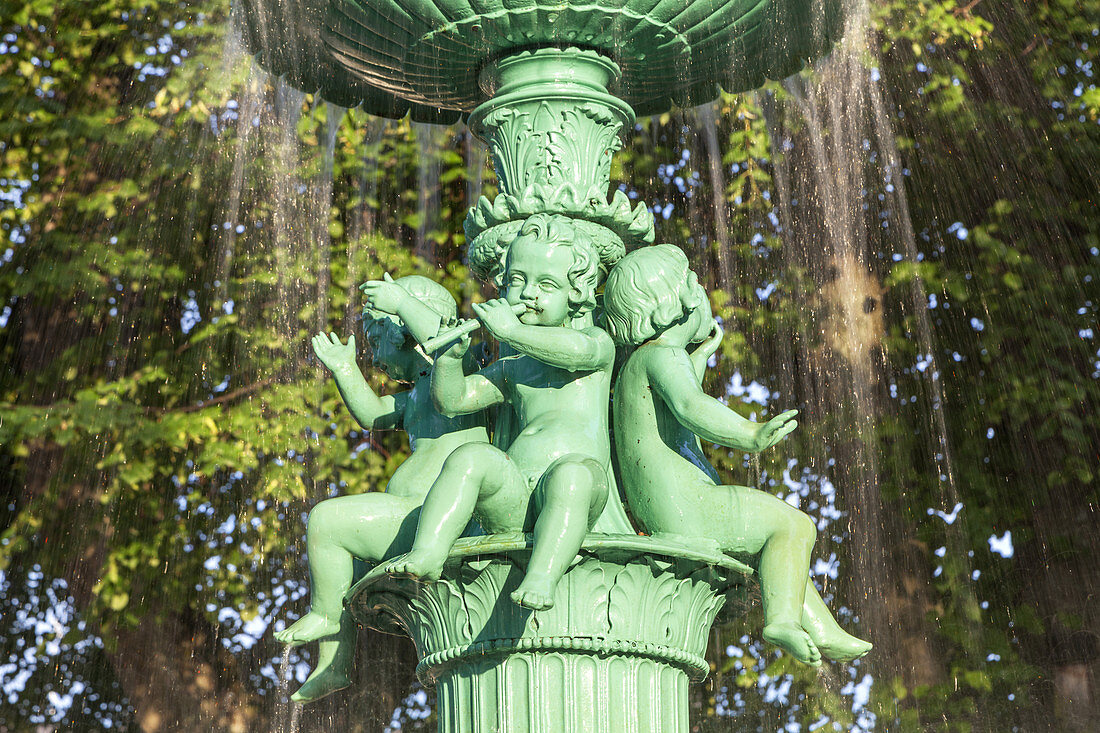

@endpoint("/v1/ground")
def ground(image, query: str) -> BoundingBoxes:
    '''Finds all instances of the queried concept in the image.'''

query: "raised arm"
[647,346,797,452]
[473,299,614,372]
[312,333,403,429]
[687,319,723,384]
[430,337,506,417]
[360,274,444,345]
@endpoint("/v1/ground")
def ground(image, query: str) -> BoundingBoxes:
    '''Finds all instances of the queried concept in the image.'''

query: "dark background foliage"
[1,0,1097,730]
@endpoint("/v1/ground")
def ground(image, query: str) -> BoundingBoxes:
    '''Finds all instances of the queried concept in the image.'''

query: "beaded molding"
[416,635,711,685]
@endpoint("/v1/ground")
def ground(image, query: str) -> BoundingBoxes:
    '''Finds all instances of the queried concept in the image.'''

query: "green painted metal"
[261,0,869,724]
[274,275,491,702]
[235,0,461,122]
[464,48,654,287]
[239,0,843,118]
[348,534,751,732]
[376,212,637,615]
[280,198,870,722]
[603,245,873,666]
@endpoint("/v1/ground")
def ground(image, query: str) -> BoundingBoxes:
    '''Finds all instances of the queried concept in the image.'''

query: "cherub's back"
[612,345,721,537]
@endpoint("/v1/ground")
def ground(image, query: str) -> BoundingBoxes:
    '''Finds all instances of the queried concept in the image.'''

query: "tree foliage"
[1,0,1097,730]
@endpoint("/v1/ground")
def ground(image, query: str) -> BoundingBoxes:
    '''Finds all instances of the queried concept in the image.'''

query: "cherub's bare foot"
[275,612,340,646]
[384,549,446,581]
[511,576,556,611]
[812,629,872,662]
[290,666,351,703]
[763,622,822,667]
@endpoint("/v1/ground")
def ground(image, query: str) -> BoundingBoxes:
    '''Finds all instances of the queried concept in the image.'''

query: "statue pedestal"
[348,534,752,732]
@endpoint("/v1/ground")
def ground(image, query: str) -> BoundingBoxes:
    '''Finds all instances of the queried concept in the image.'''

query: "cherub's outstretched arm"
[647,346,797,452]
[312,333,403,429]
[430,338,506,417]
[473,299,614,371]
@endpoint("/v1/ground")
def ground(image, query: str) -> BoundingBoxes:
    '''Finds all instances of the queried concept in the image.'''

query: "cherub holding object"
[275,275,488,702]
[603,244,872,666]
[384,213,631,610]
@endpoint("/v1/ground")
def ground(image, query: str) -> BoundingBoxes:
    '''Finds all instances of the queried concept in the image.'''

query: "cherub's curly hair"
[470,213,626,288]
[602,244,692,346]
[495,214,607,316]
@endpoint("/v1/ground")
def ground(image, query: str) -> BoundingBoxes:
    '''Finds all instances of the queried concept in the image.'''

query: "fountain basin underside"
[347,533,752,732]
[239,0,842,120]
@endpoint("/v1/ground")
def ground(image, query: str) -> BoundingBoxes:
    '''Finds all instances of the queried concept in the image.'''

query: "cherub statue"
[602,244,872,665]
[275,275,489,702]
[384,213,632,610]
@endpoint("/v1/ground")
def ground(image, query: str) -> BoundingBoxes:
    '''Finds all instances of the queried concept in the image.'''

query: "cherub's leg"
[290,615,354,702]
[512,456,609,611]
[801,582,872,661]
[719,488,822,666]
[387,444,521,580]
[277,493,419,645]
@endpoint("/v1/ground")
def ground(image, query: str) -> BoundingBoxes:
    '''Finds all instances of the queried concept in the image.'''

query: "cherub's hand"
[472,298,523,342]
[754,408,798,451]
[439,332,471,362]
[360,273,410,316]
[312,332,357,375]
[698,319,723,360]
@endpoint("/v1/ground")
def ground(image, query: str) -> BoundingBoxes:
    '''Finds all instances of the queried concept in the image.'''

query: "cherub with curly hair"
[384,213,632,610]
[275,275,489,702]
[603,244,871,666]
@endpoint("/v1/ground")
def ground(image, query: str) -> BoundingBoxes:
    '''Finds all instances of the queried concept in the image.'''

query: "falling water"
[464,132,489,213]
[773,0,900,684]
[3,0,1098,730]
[314,107,340,342]
[215,33,261,307]
[723,0,988,722]
[273,645,301,733]
[413,123,444,264]
[719,0,1096,728]
[695,103,736,287]
[343,117,386,335]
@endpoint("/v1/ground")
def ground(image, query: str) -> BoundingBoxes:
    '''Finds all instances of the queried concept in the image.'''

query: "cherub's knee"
[443,442,496,474]
[308,497,342,526]
[786,509,817,543]
[541,457,604,504]
[306,498,343,539]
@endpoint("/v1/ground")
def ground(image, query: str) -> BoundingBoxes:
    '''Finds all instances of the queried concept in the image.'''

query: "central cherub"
[384,213,630,609]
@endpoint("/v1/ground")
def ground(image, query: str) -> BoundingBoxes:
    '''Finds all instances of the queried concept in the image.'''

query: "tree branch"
[176,377,278,413]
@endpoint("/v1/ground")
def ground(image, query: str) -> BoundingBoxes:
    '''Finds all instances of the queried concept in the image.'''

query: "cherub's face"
[502,237,575,327]
[363,314,419,380]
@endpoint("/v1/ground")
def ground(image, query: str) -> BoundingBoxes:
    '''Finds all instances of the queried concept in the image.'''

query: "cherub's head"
[362,275,457,380]
[497,214,603,327]
[602,244,712,347]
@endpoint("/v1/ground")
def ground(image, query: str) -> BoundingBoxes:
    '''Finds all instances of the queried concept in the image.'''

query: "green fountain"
[245,1,869,730]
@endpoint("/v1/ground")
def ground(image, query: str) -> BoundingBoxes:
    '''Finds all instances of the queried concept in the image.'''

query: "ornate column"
[241,2,848,729]
[348,534,752,732]
[340,49,750,732]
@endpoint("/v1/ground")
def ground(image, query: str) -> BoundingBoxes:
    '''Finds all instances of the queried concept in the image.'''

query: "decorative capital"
[476,99,624,196]
[463,48,654,282]
[348,533,752,686]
